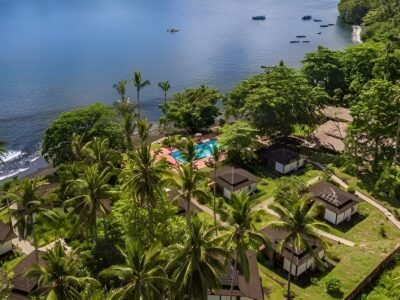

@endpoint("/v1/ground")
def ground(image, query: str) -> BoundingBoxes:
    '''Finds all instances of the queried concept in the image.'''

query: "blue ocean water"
[0,0,353,179]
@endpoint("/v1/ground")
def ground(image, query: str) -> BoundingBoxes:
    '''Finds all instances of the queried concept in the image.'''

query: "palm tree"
[131,71,151,119]
[267,196,329,299]
[173,164,209,222]
[158,81,171,105]
[166,215,228,300]
[71,133,87,161]
[26,241,99,300]
[210,144,221,231]
[225,192,270,300]
[0,139,7,164]
[83,137,115,168]
[135,118,153,145]
[181,138,200,167]
[121,143,171,238]
[113,79,129,101]
[8,177,49,263]
[65,164,112,240]
[114,98,136,150]
[101,239,171,299]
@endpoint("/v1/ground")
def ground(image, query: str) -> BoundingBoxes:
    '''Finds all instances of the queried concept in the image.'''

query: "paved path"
[315,229,355,247]
[308,160,400,230]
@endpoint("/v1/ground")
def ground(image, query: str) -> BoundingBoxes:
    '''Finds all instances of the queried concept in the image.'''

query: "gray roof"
[12,250,44,294]
[261,227,323,266]
[210,166,260,192]
[0,220,17,243]
[210,251,264,300]
[259,147,300,165]
[308,181,360,213]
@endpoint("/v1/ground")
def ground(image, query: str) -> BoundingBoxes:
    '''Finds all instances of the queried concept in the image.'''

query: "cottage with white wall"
[262,227,325,277]
[258,146,304,174]
[308,181,360,225]
[210,166,259,200]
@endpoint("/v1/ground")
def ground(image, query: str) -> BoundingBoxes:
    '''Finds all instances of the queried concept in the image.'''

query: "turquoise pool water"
[171,139,218,163]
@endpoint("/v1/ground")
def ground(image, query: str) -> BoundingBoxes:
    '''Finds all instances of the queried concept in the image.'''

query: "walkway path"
[308,160,400,230]
[315,229,355,247]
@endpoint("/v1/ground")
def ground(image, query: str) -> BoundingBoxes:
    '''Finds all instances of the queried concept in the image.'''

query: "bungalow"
[9,250,44,300]
[308,181,360,225]
[258,146,304,174]
[208,251,264,300]
[0,220,17,256]
[261,227,325,277]
[210,166,260,200]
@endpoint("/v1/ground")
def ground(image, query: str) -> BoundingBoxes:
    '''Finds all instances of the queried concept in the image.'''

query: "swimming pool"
[171,139,218,163]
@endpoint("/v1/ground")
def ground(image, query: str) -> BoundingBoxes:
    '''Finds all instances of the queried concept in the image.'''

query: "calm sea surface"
[0,0,353,179]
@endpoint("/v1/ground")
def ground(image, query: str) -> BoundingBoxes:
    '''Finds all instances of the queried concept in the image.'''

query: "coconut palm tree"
[0,139,7,164]
[135,118,153,145]
[65,164,112,240]
[180,138,200,167]
[26,241,99,300]
[121,143,171,238]
[113,79,129,101]
[173,164,209,222]
[114,98,136,150]
[71,133,87,161]
[225,192,270,300]
[101,239,171,300]
[166,215,228,300]
[131,71,151,119]
[158,81,171,105]
[83,137,116,168]
[8,177,49,263]
[267,196,329,299]
[210,144,221,231]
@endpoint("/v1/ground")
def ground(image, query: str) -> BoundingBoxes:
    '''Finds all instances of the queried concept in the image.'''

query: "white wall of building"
[223,189,232,200]
[0,240,12,256]
[324,209,337,224]
[276,159,304,174]
[275,162,284,174]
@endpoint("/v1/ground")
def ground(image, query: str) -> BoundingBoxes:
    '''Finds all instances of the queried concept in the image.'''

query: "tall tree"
[268,197,328,298]
[9,177,49,262]
[219,121,258,165]
[121,143,171,238]
[158,81,171,105]
[135,118,153,145]
[65,164,112,240]
[131,71,151,119]
[180,138,200,167]
[210,144,222,231]
[101,239,171,299]
[162,85,220,133]
[26,241,99,300]
[113,79,129,101]
[345,79,400,171]
[114,97,136,150]
[225,192,270,300]
[166,215,227,300]
[173,164,209,222]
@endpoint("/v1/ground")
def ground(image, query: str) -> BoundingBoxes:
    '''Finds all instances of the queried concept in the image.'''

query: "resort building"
[10,250,44,299]
[210,166,260,200]
[0,220,16,256]
[308,181,360,225]
[261,227,325,277]
[258,146,305,174]
[208,251,264,300]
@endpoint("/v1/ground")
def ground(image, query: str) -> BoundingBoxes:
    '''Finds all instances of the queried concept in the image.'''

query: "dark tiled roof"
[0,220,17,242]
[12,250,44,294]
[308,181,360,213]
[210,251,264,300]
[261,227,323,266]
[258,147,300,165]
[210,166,260,192]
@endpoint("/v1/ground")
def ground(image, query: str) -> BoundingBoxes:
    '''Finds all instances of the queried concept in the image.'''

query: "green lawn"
[2,254,25,272]
[259,201,400,300]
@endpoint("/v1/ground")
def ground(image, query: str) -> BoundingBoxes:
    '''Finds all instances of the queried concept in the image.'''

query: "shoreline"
[352,25,362,44]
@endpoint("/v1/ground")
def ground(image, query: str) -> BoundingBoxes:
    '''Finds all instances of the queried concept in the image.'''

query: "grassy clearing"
[1,254,25,272]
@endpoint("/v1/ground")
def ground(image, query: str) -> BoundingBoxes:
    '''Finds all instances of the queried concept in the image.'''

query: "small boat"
[296,35,307,38]
[328,23,335,26]
[302,41,310,43]
[167,28,180,33]
[290,40,300,43]
[317,32,322,34]
[302,15,312,20]
[320,25,329,27]
[252,15,266,20]
[313,19,322,22]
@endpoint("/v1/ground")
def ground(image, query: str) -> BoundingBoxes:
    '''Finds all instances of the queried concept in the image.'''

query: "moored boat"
[328,23,335,26]
[302,41,310,43]
[290,40,300,43]
[302,15,312,20]
[320,25,329,27]
[296,35,307,38]
[314,19,322,22]
[252,15,266,20]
